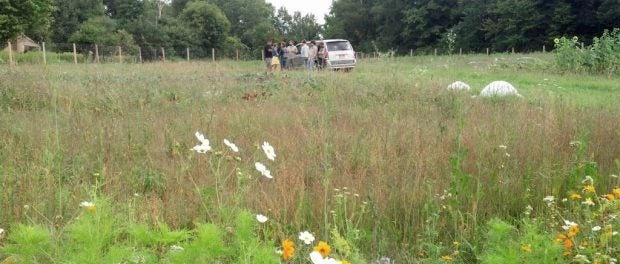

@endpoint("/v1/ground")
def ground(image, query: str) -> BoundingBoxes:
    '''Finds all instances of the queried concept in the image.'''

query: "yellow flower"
[570,193,582,200]
[441,255,453,261]
[282,239,295,261]
[563,238,574,249]
[556,234,568,243]
[563,251,571,256]
[521,244,532,253]
[567,225,580,238]
[605,194,615,201]
[314,241,331,257]
[453,241,460,246]
[583,185,596,193]
[341,261,351,264]
[613,188,620,198]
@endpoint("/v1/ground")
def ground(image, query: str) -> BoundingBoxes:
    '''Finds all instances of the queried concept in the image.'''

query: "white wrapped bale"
[480,81,522,97]
[447,81,471,91]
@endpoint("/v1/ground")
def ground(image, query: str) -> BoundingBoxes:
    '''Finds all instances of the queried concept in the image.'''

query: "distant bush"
[554,28,620,76]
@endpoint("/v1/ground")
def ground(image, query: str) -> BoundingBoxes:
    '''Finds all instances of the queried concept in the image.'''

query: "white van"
[291,39,357,70]
[320,39,356,70]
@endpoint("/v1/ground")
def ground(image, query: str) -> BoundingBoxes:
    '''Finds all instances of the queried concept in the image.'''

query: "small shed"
[4,35,40,53]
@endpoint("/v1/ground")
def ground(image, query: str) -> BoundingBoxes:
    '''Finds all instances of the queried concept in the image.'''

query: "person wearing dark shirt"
[264,40,273,74]
[278,43,286,69]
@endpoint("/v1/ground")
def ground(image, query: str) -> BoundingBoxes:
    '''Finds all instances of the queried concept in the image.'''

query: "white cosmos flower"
[255,162,272,179]
[192,132,211,153]
[298,231,315,245]
[170,245,184,251]
[262,141,276,161]
[195,132,208,144]
[309,251,340,264]
[80,201,97,212]
[582,198,595,206]
[591,226,601,232]
[543,196,555,203]
[573,254,590,263]
[0,228,5,237]
[499,145,507,149]
[562,220,578,230]
[192,144,212,153]
[582,175,594,184]
[223,139,239,152]
[256,214,268,223]
[80,201,95,208]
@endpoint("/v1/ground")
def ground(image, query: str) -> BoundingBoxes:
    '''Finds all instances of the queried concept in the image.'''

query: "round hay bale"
[447,81,471,91]
[480,81,522,97]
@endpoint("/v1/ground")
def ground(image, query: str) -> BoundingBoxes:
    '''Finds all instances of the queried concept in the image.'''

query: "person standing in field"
[300,40,309,70]
[264,40,274,74]
[317,42,326,69]
[286,41,298,69]
[308,41,318,71]
[279,42,288,69]
[271,43,281,72]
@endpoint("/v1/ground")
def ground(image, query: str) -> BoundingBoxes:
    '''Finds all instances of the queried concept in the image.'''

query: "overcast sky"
[266,0,332,24]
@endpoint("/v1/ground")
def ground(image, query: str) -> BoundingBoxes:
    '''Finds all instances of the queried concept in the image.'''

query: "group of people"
[264,39,326,73]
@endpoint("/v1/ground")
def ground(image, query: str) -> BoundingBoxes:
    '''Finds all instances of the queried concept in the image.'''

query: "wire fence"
[0,42,269,66]
[0,41,552,66]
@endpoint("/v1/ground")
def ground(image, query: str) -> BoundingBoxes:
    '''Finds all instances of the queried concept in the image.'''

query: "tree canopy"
[1,0,618,56]
[0,0,54,43]
[324,0,620,53]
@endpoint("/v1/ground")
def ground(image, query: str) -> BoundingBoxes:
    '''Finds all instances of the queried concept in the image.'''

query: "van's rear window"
[326,41,352,51]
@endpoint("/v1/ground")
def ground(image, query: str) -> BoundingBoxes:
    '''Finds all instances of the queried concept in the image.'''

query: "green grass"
[0,54,619,263]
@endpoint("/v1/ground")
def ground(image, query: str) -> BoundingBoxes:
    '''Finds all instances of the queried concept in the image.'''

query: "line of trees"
[2,0,619,58]
[1,0,322,60]
[324,0,620,53]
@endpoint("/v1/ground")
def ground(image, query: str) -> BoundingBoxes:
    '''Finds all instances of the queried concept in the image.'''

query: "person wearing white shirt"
[299,40,309,69]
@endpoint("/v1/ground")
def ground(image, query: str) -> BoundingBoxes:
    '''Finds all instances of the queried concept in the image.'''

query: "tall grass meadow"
[0,51,619,263]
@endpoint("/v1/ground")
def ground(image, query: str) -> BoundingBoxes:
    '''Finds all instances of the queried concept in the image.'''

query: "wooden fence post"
[73,43,78,64]
[212,48,215,62]
[236,49,239,61]
[543,45,546,53]
[95,44,99,63]
[7,41,14,66]
[410,49,413,56]
[138,47,142,63]
[186,47,190,61]
[42,42,47,64]
[262,49,265,61]
[512,47,515,54]
[486,48,490,56]
[459,48,462,56]
[581,42,585,50]
[118,46,123,63]
[161,47,166,62]
[434,48,437,56]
